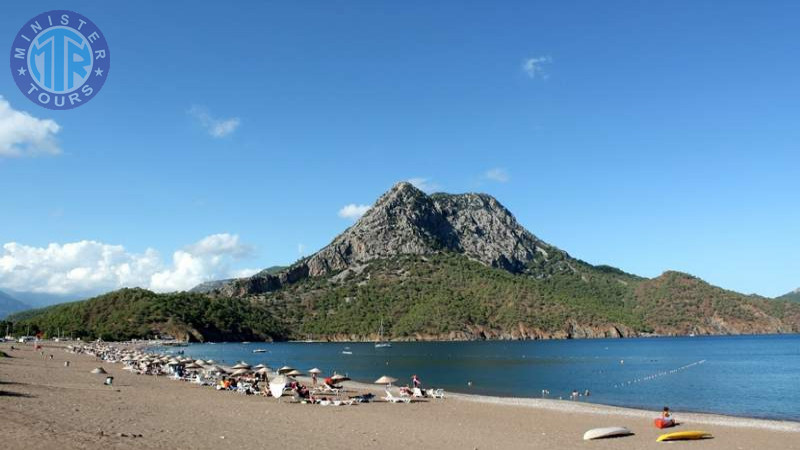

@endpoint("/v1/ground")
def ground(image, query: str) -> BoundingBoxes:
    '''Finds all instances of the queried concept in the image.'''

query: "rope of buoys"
[613,359,705,388]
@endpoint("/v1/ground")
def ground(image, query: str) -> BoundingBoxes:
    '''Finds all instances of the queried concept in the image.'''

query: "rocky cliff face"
[306,182,561,275]
[220,182,571,296]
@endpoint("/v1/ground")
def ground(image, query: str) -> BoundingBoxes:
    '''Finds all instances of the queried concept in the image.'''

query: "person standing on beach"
[312,372,318,387]
[412,374,421,389]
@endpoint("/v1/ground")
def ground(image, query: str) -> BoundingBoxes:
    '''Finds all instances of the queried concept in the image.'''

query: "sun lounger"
[412,387,426,398]
[383,390,411,404]
[427,388,445,399]
[316,384,341,396]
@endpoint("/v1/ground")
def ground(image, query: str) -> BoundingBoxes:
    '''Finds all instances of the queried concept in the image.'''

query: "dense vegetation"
[777,290,800,303]
[9,288,287,341]
[245,253,800,340]
[9,254,800,342]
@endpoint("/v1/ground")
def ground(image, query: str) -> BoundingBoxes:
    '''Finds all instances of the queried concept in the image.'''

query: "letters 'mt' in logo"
[29,27,93,93]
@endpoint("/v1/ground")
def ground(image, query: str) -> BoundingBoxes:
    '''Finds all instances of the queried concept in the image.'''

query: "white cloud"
[485,168,510,183]
[230,268,260,279]
[338,204,371,220]
[185,233,252,258]
[0,96,61,157]
[0,233,254,295]
[522,56,552,79]
[407,177,440,193]
[188,106,240,138]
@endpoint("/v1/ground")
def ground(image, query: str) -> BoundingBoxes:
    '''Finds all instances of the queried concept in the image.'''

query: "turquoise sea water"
[156,334,800,421]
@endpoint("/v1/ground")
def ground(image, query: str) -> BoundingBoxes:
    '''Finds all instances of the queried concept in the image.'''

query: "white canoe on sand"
[583,426,634,440]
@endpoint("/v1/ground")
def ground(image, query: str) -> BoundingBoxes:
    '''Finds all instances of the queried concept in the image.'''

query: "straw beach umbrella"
[286,369,303,378]
[255,366,270,381]
[277,366,294,374]
[308,368,322,375]
[90,367,107,374]
[374,375,397,386]
[231,368,251,377]
[331,374,350,383]
[232,362,251,370]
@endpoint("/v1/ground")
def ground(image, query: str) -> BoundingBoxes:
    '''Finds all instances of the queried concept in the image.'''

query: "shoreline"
[2,341,798,450]
[45,338,800,430]
[335,378,800,432]
[147,335,800,424]
[263,331,800,343]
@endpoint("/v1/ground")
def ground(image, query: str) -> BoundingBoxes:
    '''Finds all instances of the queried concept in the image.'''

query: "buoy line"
[613,359,706,388]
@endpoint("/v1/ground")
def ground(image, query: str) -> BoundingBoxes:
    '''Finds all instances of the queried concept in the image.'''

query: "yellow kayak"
[657,431,712,442]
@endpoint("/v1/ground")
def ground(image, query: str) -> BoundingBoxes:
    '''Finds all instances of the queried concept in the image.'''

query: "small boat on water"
[375,319,391,348]
[342,346,353,355]
[252,349,268,353]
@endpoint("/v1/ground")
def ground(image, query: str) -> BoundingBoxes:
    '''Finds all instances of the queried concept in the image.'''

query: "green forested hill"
[10,288,287,341]
[13,254,798,342]
[777,289,800,302]
[257,254,800,340]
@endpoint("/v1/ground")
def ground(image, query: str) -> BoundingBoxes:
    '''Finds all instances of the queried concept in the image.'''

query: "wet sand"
[1,342,797,450]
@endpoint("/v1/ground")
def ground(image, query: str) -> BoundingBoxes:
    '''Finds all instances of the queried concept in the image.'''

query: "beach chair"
[318,384,341,396]
[412,387,426,398]
[427,388,445,399]
[383,390,411,404]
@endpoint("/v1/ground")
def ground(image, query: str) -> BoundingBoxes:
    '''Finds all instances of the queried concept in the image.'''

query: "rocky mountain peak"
[218,182,571,296]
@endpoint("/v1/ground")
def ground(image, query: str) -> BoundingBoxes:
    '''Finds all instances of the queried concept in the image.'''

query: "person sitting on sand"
[399,385,413,396]
[296,384,310,399]
[661,406,674,424]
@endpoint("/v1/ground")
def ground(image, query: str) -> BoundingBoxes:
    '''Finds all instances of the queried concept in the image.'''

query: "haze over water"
[163,334,800,421]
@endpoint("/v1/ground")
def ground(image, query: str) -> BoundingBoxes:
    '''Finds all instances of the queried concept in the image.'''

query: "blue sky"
[0,1,798,297]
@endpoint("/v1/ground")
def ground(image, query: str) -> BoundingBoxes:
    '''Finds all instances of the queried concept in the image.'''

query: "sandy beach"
[1,341,798,450]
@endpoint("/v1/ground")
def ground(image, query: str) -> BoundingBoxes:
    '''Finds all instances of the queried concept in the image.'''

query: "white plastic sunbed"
[426,388,445,399]
[383,390,411,404]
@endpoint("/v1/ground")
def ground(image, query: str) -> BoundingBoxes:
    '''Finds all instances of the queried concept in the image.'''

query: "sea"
[153,334,800,421]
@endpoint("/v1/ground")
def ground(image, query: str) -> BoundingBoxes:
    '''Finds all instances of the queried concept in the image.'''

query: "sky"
[0,1,798,299]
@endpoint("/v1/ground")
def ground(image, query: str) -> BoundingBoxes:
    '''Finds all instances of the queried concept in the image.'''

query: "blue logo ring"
[10,10,110,110]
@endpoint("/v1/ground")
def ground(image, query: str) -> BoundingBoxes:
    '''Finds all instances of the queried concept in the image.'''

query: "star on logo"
[17,67,26,76]
[94,68,104,77]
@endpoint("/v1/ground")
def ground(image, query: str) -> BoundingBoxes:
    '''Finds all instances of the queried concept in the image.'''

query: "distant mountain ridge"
[777,288,800,302]
[0,290,31,319]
